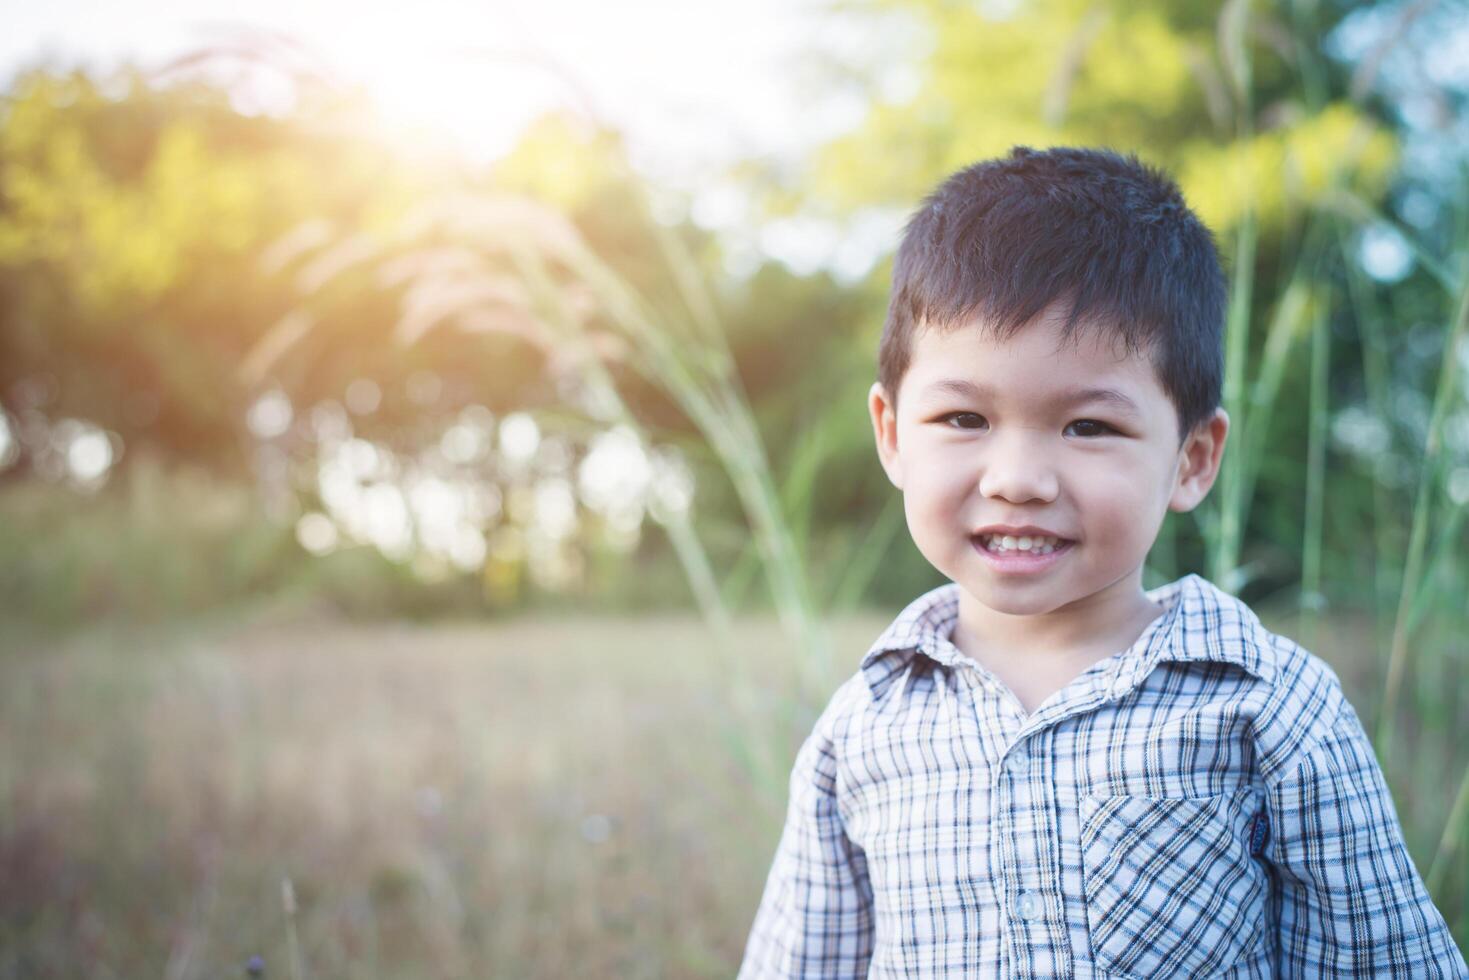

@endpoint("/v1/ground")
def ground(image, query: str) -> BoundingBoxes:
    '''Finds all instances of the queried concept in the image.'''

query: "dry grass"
[0,608,888,979]
[2,597,1458,977]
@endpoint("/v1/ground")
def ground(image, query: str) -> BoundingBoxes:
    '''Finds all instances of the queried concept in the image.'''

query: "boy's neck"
[950,576,1166,679]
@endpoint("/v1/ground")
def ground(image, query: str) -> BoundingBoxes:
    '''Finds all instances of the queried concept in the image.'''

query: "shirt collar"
[858,573,1276,701]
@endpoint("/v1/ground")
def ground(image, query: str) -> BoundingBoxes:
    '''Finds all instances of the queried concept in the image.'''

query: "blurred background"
[2,0,1467,975]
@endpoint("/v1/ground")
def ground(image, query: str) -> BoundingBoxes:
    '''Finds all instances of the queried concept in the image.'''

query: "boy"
[738,147,1467,977]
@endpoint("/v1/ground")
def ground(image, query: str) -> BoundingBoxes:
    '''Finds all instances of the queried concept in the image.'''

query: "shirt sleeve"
[1267,700,1469,977]
[737,707,875,978]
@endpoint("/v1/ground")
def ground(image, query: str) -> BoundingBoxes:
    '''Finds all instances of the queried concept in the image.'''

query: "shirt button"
[1015,891,1043,921]
[1007,746,1029,771]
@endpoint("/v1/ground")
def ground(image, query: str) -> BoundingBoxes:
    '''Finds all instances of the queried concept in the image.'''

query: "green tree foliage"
[797,0,1396,239]
[0,64,854,481]
[0,67,417,468]
[732,0,1441,600]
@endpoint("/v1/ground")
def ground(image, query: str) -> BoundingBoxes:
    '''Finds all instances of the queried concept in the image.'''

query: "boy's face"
[869,302,1228,634]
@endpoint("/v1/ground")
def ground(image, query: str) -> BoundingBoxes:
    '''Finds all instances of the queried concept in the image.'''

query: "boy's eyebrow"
[920,379,1143,416]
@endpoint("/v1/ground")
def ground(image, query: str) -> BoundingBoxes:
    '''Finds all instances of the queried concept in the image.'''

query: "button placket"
[1002,728,1072,978]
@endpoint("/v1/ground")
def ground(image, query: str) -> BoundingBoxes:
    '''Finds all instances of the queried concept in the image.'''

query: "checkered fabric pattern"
[737,573,1468,978]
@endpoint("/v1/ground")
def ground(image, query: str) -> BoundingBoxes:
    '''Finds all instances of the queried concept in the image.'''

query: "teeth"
[980,533,1065,555]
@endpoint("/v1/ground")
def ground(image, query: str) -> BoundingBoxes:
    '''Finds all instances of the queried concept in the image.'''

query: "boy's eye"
[934,411,1116,434]
[1066,419,1117,437]
[937,412,987,430]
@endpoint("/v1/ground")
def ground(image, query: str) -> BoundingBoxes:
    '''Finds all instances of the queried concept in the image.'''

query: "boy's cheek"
[904,466,965,499]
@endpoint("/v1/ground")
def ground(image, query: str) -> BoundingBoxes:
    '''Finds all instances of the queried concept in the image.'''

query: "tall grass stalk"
[1375,269,1469,756]
[1429,762,1469,895]
[261,184,842,813]
[1299,266,1331,651]
[588,214,834,697]
[503,234,793,806]
[1292,0,1330,657]
[533,208,838,762]
[282,877,305,980]
[1337,218,1401,668]
[829,494,906,612]
[1326,189,1458,291]
[1209,0,1257,590]
[1221,233,1323,602]
[1206,1,1469,922]
[1403,497,1469,638]
[1334,203,1469,925]
[1212,211,1257,591]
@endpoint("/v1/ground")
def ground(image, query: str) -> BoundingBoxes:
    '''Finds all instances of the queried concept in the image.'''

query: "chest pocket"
[1080,788,1269,978]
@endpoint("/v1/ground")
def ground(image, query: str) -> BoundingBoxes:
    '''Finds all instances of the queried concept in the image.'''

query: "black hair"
[878,145,1227,446]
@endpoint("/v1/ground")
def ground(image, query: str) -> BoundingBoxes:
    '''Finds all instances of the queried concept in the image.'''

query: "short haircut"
[878,146,1227,446]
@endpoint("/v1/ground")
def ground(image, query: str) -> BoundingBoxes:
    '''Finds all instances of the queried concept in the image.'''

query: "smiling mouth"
[973,533,1074,555]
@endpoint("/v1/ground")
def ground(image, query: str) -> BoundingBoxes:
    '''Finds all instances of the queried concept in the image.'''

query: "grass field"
[1,598,1461,977]
[0,605,889,979]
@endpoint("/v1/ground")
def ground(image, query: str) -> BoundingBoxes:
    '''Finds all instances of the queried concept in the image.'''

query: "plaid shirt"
[739,573,1467,978]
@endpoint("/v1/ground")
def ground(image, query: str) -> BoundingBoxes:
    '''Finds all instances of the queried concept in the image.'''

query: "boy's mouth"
[973,532,1073,555]
[970,533,1076,574]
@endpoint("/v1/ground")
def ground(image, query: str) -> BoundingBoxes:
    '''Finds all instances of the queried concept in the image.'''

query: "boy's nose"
[977,436,1059,504]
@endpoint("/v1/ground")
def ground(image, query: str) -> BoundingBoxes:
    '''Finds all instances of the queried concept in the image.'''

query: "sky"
[9,1,1469,286]
[1,0,837,168]
[0,0,914,280]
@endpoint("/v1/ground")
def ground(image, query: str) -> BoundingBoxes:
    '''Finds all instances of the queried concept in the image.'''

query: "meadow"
[1,598,892,979]
[3,583,1449,978]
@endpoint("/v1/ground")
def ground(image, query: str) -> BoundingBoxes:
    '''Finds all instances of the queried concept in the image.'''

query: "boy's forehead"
[906,316,1156,391]
[911,308,1137,359]
[911,375,1148,419]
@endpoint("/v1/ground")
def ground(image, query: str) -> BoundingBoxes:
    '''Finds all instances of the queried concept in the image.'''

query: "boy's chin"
[957,577,1069,609]
[968,593,1073,617]
[953,565,1096,612]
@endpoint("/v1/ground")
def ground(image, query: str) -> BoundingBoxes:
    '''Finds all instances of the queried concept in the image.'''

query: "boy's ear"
[1169,407,1230,512]
[868,381,904,490]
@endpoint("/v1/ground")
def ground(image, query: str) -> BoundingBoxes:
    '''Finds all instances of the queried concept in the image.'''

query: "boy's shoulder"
[1164,574,1359,782]
[823,573,1354,781]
